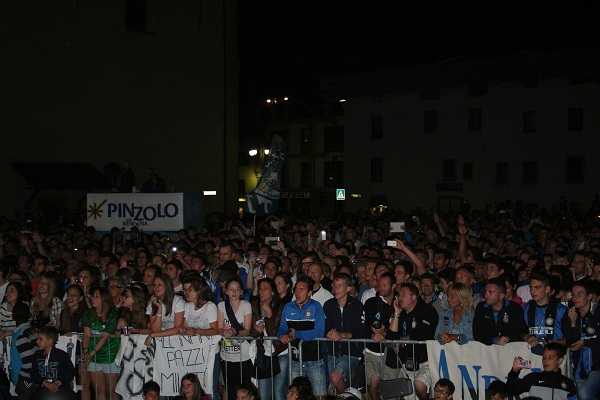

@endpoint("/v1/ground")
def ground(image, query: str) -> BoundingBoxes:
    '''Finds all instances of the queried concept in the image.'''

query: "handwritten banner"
[115,334,219,399]
[153,335,219,396]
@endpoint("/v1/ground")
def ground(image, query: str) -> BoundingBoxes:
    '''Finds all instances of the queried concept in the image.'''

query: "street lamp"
[249,147,270,178]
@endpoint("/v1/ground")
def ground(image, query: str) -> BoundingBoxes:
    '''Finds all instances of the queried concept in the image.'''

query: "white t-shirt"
[217,300,252,362]
[311,286,334,307]
[146,296,185,330]
[184,301,218,329]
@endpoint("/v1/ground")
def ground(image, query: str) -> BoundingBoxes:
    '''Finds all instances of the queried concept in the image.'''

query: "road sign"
[336,189,345,201]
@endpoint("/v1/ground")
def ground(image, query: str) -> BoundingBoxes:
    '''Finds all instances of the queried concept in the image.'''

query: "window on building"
[463,163,473,180]
[424,110,437,133]
[568,108,583,131]
[324,125,344,152]
[300,162,310,187]
[442,159,457,182]
[468,84,488,97]
[468,108,482,132]
[523,162,538,184]
[324,160,344,187]
[371,115,383,140]
[496,162,509,184]
[523,111,537,133]
[566,156,584,183]
[370,158,383,183]
[300,128,311,154]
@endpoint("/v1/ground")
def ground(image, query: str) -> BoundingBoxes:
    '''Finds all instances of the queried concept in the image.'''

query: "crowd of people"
[0,200,599,400]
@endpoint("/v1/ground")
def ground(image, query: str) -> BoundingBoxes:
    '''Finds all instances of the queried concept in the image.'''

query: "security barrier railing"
[1,334,573,400]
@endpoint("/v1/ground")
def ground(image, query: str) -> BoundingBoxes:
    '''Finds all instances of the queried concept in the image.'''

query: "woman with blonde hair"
[30,272,63,328]
[434,282,474,344]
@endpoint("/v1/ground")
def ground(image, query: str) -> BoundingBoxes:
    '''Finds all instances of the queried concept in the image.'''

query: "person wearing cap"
[337,387,362,400]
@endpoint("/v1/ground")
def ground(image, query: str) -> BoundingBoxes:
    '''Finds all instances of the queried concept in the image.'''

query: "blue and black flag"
[247,134,287,216]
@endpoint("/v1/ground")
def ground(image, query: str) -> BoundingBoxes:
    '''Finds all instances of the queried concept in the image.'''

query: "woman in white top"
[180,278,218,336]
[145,273,185,345]
[217,278,252,400]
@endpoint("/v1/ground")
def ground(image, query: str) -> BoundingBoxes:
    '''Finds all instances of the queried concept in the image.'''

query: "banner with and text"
[427,340,545,400]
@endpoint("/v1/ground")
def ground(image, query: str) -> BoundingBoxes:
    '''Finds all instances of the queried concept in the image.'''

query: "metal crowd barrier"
[1,333,575,400]
[221,336,424,400]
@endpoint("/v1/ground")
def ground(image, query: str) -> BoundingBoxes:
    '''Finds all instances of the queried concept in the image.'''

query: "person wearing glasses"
[107,277,125,308]
[432,378,455,400]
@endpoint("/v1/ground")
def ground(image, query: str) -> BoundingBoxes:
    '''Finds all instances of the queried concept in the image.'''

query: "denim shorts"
[327,354,360,380]
[87,361,120,373]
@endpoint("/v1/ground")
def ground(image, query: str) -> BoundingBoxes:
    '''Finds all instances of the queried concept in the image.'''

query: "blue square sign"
[336,189,345,201]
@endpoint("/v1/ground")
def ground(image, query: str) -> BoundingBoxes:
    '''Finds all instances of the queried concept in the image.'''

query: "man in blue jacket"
[323,273,365,394]
[278,275,326,399]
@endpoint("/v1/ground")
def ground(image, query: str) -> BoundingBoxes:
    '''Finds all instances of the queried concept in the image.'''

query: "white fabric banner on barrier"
[426,340,544,400]
[116,334,219,399]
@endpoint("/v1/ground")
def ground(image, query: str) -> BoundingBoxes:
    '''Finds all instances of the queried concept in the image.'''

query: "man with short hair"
[152,254,167,269]
[473,278,527,345]
[358,259,378,301]
[419,273,442,309]
[432,248,450,272]
[484,255,505,281]
[307,263,333,306]
[300,251,320,275]
[143,265,161,294]
[433,378,455,400]
[388,283,439,400]
[592,262,600,281]
[506,342,576,399]
[454,267,484,308]
[571,251,590,282]
[523,271,567,354]
[278,275,326,399]
[361,263,390,304]
[565,281,600,399]
[434,267,456,313]
[363,272,396,400]
[165,260,184,293]
[393,261,412,285]
[323,273,365,394]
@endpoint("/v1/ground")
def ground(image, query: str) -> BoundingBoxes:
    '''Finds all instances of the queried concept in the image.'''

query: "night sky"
[239,0,600,123]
